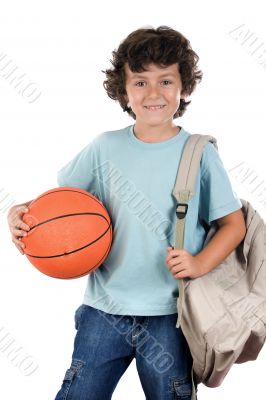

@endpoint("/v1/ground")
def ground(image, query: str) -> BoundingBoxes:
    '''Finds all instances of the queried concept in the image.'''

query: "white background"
[0,0,265,399]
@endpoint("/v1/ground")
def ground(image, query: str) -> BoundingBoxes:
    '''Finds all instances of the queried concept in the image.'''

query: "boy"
[7,25,246,399]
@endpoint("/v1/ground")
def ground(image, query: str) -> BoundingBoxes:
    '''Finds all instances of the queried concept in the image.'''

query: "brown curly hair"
[102,25,203,120]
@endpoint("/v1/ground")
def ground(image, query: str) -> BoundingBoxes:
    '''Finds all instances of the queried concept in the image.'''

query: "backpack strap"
[172,133,218,329]
[173,133,218,400]
[173,134,218,249]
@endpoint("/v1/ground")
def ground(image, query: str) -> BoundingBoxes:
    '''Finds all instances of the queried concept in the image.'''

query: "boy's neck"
[132,123,181,143]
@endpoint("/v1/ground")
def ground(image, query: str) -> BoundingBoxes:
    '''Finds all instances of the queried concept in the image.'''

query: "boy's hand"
[7,205,31,255]
[165,247,203,279]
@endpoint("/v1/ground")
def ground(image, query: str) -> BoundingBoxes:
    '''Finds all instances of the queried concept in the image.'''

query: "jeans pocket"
[58,359,85,400]
[74,304,85,330]
[173,375,193,400]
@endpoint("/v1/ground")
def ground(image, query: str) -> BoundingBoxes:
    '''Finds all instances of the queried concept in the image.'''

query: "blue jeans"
[54,304,198,400]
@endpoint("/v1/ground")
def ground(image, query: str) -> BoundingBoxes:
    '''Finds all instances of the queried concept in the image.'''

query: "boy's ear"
[123,94,130,106]
[181,92,190,102]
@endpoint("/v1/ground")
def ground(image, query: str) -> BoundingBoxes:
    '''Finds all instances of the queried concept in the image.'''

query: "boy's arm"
[195,208,246,276]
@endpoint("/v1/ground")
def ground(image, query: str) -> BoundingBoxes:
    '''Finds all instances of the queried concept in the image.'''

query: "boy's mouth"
[144,105,166,110]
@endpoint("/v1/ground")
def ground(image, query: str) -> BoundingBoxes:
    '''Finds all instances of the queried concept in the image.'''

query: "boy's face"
[124,62,185,128]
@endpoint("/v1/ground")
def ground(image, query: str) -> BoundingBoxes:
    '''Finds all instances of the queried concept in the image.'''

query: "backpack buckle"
[176,203,188,219]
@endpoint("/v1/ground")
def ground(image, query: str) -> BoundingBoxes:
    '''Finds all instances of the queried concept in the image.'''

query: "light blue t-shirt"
[57,124,242,316]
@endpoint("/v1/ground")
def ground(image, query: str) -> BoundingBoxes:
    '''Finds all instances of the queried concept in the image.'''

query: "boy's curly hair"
[102,25,203,120]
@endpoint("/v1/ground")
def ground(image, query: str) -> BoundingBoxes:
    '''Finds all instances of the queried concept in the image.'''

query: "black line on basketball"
[53,235,113,279]
[28,212,110,231]
[29,188,104,209]
[24,219,112,259]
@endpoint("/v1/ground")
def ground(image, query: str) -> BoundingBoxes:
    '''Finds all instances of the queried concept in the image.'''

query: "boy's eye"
[162,80,172,85]
[135,80,172,87]
[135,81,145,87]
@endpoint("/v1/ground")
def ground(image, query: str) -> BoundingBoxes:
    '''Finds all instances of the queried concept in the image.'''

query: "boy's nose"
[146,85,162,98]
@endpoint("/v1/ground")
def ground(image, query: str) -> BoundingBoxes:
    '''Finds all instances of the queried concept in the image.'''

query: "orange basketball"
[21,187,113,279]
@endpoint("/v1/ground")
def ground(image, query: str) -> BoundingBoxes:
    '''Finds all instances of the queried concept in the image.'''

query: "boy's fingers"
[12,238,25,252]
[13,236,25,246]
[9,206,27,218]
[9,206,29,224]
[8,206,29,255]
[15,243,24,255]
[17,205,29,213]
[18,221,30,231]
[166,246,174,251]
[12,228,27,237]
[12,220,30,231]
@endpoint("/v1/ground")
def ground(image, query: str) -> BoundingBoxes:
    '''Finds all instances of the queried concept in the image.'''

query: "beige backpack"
[172,134,266,400]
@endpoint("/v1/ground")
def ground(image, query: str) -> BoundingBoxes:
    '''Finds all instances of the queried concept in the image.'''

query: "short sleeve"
[57,139,99,198]
[199,142,242,225]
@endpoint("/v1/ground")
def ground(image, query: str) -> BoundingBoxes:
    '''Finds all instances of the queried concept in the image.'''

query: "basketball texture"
[21,187,113,279]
